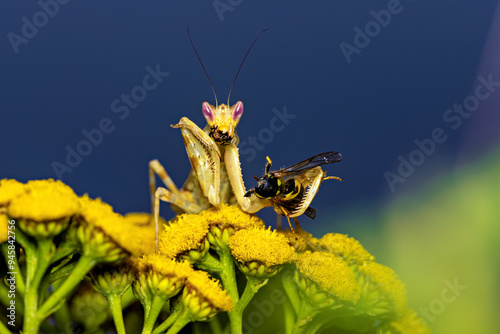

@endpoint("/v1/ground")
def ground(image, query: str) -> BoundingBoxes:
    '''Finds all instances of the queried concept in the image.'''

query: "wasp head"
[254,175,281,199]
[202,101,243,145]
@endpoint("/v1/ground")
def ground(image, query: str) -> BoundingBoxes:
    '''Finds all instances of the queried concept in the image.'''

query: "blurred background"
[1,1,499,332]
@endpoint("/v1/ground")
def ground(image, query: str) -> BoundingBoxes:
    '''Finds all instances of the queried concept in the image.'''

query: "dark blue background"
[1,0,499,234]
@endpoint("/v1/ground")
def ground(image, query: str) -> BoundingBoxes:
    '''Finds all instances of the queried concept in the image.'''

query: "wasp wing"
[172,117,221,206]
[272,151,342,178]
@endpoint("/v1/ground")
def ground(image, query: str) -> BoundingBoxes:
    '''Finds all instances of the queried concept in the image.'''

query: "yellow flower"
[318,233,375,267]
[134,254,193,300]
[78,197,162,258]
[8,179,79,238]
[0,214,8,243]
[0,179,26,208]
[202,203,265,250]
[182,269,233,321]
[377,309,431,334]
[158,212,210,262]
[356,262,407,319]
[76,195,129,262]
[228,227,296,278]
[295,251,361,308]
[122,212,165,256]
[279,227,318,252]
[90,262,134,297]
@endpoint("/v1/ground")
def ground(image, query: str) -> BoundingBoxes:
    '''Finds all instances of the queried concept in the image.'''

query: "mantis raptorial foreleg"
[224,143,272,213]
[171,117,222,207]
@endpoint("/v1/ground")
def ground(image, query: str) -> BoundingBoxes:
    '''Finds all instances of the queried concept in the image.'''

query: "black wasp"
[244,151,343,231]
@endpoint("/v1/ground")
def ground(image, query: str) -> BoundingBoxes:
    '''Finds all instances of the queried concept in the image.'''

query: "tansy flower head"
[356,262,407,319]
[295,251,361,308]
[120,212,165,256]
[318,233,375,267]
[201,203,265,250]
[134,253,193,301]
[76,195,129,263]
[90,262,134,297]
[8,179,79,238]
[182,269,233,321]
[158,212,210,262]
[0,179,26,209]
[228,227,296,278]
[377,309,431,334]
[79,197,164,257]
[280,226,318,252]
[0,214,8,243]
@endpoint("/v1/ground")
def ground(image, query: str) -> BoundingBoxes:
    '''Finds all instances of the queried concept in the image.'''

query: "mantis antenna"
[187,25,219,107]
[227,28,269,106]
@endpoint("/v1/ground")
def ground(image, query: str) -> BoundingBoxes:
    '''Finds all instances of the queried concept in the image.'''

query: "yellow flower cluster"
[158,212,211,259]
[182,269,234,318]
[295,250,361,304]
[318,233,375,265]
[228,227,296,267]
[0,178,429,333]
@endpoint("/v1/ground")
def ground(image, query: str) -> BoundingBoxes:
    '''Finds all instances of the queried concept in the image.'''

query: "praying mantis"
[149,28,341,251]
[149,28,272,251]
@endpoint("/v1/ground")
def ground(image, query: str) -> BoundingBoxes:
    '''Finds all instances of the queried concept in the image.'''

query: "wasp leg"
[276,213,282,231]
[172,117,221,207]
[224,143,272,213]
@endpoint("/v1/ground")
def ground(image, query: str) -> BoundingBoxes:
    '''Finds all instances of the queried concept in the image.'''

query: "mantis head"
[203,101,243,145]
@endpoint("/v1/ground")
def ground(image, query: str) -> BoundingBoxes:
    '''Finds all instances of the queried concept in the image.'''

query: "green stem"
[217,247,241,334]
[304,314,333,334]
[1,242,25,297]
[235,277,268,314]
[108,293,127,334]
[0,280,10,307]
[0,319,13,334]
[52,290,72,334]
[121,286,136,309]
[37,254,97,318]
[50,240,79,265]
[39,261,77,303]
[229,277,268,334]
[292,300,318,334]
[153,301,183,334]
[142,295,167,334]
[281,269,300,315]
[23,238,55,334]
[218,248,239,303]
[197,252,223,273]
[283,299,295,334]
[165,308,191,334]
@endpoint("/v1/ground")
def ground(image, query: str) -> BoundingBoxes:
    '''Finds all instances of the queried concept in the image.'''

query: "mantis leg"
[172,117,221,207]
[153,187,203,253]
[149,159,203,213]
[224,144,271,213]
[149,159,180,214]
